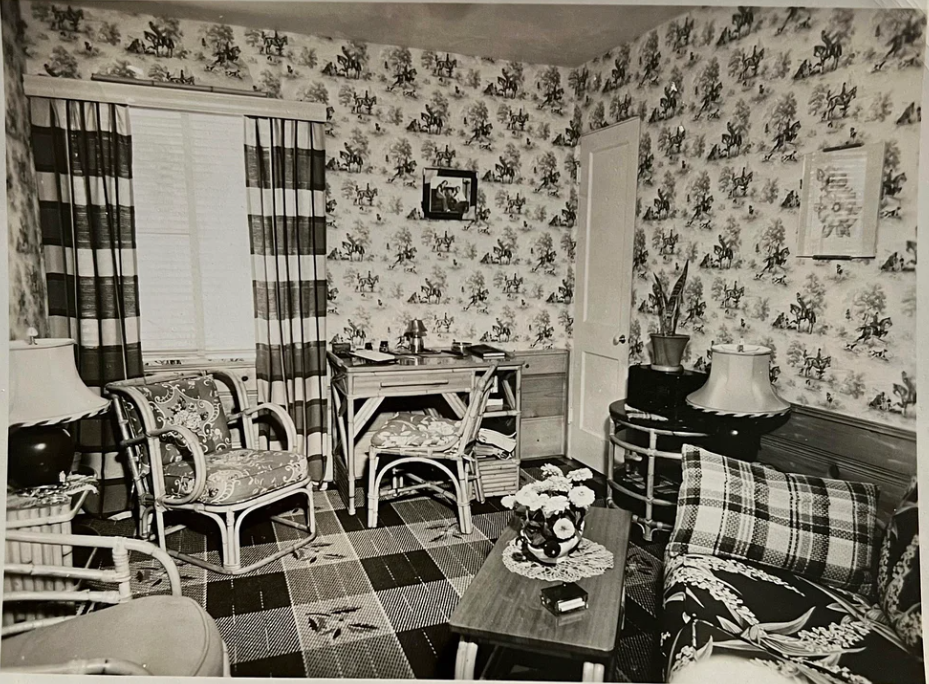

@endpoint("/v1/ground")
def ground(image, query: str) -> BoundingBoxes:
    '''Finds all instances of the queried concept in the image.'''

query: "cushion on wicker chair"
[876,479,921,654]
[163,448,308,505]
[0,595,225,676]
[370,414,461,450]
[127,376,233,465]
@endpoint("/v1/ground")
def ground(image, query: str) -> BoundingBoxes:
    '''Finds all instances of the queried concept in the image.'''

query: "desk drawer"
[349,369,474,396]
[510,350,568,376]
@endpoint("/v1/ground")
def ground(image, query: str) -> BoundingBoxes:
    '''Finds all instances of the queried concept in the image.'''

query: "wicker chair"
[106,369,316,575]
[366,367,498,534]
[1,531,228,676]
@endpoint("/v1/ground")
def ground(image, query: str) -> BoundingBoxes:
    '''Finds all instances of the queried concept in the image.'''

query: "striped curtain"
[29,98,143,485]
[244,117,328,481]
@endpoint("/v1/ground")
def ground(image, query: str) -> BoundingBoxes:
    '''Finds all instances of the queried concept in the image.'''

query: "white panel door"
[568,118,639,473]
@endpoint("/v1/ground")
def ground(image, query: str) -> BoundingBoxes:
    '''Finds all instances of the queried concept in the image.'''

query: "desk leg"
[582,662,604,682]
[346,396,356,515]
[455,639,478,680]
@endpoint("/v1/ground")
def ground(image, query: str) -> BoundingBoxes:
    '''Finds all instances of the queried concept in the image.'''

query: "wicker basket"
[4,502,75,627]
[472,457,521,499]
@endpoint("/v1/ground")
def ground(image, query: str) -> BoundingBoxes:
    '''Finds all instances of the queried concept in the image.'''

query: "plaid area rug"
[92,461,667,681]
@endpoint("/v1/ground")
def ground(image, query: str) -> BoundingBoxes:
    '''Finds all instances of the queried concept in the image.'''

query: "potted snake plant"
[650,261,689,373]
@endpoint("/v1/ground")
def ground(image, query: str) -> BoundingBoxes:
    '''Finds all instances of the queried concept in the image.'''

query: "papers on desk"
[349,349,396,363]
[477,428,517,456]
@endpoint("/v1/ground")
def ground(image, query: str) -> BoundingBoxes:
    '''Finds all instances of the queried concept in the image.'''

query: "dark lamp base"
[7,425,75,488]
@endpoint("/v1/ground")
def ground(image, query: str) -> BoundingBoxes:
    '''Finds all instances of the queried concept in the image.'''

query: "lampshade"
[9,338,109,427]
[686,343,790,417]
[405,319,428,336]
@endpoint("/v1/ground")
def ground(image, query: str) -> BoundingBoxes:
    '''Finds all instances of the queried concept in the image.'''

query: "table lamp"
[685,342,789,462]
[8,331,110,488]
[403,319,428,353]
[686,343,790,417]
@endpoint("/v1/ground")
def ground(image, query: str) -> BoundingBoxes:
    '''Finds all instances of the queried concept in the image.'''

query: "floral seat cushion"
[662,553,925,684]
[163,449,308,505]
[877,480,921,654]
[127,376,233,465]
[370,414,461,450]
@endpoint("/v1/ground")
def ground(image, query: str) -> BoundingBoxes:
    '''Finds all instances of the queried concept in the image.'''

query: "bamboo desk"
[327,351,522,514]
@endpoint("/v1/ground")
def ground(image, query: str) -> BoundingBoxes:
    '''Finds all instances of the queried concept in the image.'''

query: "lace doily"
[502,537,614,582]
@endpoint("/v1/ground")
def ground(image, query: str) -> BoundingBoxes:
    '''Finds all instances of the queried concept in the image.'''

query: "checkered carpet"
[88,460,667,681]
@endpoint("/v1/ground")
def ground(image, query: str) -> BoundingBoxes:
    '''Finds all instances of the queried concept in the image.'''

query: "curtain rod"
[91,73,271,98]
[24,74,327,123]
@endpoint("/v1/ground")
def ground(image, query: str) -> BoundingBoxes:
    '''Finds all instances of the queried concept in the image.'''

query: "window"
[130,108,255,361]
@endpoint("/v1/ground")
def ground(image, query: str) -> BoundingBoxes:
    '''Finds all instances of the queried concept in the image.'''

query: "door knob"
[613,334,626,345]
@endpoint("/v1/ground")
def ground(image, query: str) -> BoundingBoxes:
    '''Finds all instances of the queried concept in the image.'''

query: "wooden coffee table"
[449,506,632,681]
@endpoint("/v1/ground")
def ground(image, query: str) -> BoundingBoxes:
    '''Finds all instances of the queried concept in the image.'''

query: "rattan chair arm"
[147,424,208,505]
[3,531,183,597]
[242,403,299,451]
[208,368,250,409]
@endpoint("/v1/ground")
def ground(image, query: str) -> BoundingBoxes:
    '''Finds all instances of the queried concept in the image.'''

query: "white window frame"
[25,75,326,368]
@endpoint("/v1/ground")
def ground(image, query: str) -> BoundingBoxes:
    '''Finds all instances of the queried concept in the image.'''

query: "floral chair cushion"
[370,414,461,450]
[662,553,925,684]
[876,479,921,654]
[128,376,233,465]
[163,448,308,505]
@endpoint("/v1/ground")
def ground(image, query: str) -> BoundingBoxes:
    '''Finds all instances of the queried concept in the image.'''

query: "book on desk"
[468,344,507,359]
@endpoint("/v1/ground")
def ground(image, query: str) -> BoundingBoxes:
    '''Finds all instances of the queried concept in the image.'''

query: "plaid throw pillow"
[667,445,880,597]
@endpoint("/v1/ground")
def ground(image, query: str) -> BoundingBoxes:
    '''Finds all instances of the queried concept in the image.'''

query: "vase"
[650,334,690,373]
[518,519,585,565]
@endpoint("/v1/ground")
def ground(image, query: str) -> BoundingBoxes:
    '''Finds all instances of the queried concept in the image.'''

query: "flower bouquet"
[501,464,596,565]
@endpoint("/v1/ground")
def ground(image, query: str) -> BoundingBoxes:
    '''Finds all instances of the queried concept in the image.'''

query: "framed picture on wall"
[796,142,884,258]
[422,168,477,220]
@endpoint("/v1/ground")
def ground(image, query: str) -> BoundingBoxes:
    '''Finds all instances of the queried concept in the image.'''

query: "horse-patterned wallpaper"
[577,6,921,426]
[3,0,47,340]
[15,2,923,427]
[20,0,579,351]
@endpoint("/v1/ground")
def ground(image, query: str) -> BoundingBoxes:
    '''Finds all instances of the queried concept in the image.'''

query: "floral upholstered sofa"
[661,446,923,684]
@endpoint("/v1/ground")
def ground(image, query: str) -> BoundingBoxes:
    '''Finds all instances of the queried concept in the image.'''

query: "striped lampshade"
[9,338,110,428]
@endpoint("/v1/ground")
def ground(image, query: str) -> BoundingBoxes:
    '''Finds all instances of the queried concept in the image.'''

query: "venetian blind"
[130,108,256,360]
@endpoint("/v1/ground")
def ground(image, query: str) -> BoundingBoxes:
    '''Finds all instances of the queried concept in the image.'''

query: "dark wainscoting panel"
[757,406,916,523]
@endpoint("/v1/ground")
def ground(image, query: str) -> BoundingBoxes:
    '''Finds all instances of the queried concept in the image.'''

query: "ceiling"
[72,2,695,66]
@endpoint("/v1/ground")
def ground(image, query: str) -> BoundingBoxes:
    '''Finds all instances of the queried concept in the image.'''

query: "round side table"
[607,400,711,541]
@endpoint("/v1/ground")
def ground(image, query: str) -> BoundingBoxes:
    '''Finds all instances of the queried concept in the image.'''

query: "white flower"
[515,487,538,507]
[533,479,553,492]
[541,464,564,478]
[552,517,576,540]
[568,486,595,509]
[546,476,572,493]
[501,495,516,509]
[541,495,569,516]
[528,493,550,511]
[568,468,593,482]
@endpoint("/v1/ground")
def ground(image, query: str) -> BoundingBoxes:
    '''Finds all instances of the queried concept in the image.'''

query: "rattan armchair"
[1,531,228,676]
[366,367,497,534]
[106,369,316,575]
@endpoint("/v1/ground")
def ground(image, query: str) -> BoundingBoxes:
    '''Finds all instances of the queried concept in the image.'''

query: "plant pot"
[518,519,585,565]
[650,334,690,373]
